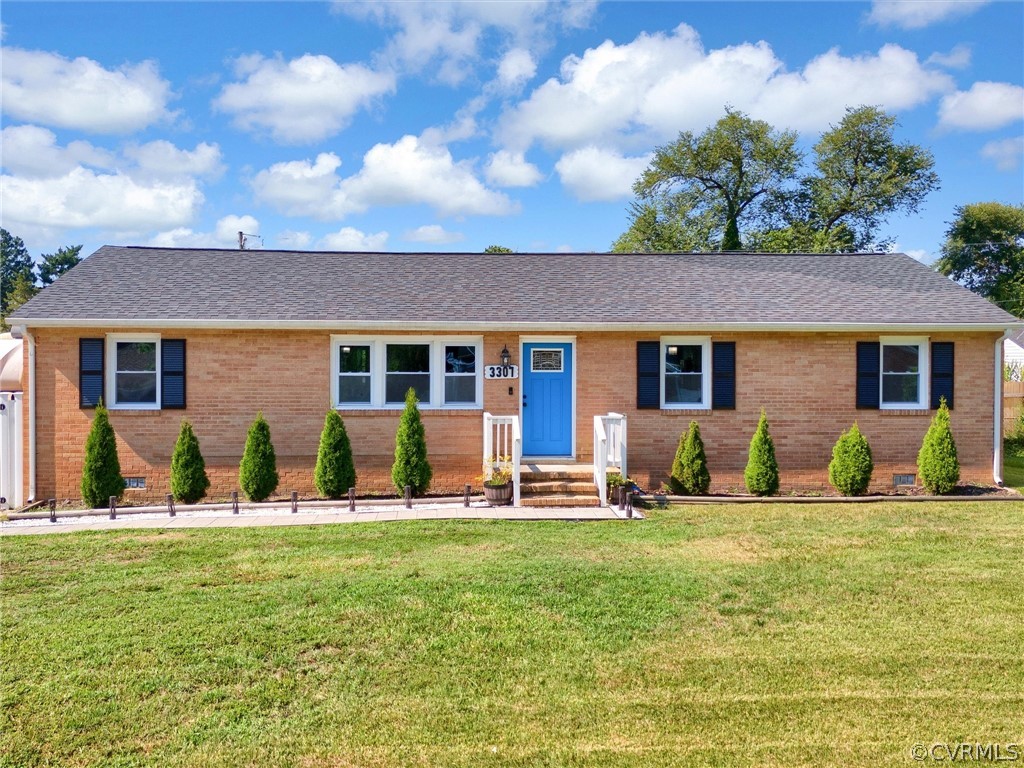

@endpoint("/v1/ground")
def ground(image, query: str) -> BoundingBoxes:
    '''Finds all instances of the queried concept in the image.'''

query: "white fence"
[482,413,522,506]
[593,413,627,506]
[0,392,23,509]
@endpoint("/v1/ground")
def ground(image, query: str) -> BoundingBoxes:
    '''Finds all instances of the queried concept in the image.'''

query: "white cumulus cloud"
[2,167,202,231]
[926,44,972,69]
[938,82,1024,131]
[149,215,260,248]
[484,150,543,187]
[252,135,517,219]
[980,136,1024,171]
[1,48,174,133]
[868,0,990,29]
[554,147,651,202]
[496,48,537,91]
[214,53,396,144]
[277,230,313,249]
[403,224,464,244]
[497,25,953,152]
[0,125,114,178]
[123,140,224,181]
[318,227,389,251]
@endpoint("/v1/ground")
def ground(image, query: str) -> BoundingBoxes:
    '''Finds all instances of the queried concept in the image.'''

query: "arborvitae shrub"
[81,401,126,508]
[170,419,210,504]
[314,410,356,499]
[744,409,780,496]
[239,412,279,502]
[917,398,960,494]
[671,421,711,495]
[828,423,873,496]
[392,388,432,496]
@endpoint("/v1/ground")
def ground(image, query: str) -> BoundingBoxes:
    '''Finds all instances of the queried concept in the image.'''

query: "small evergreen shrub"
[828,423,873,496]
[314,410,356,499]
[744,409,780,496]
[1005,409,1024,458]
[392,388,432,496]
[170,419,210,504]
[671,421,711,495]
[81,401,126,508]
[239,412,279,502]
[917,398,960,494]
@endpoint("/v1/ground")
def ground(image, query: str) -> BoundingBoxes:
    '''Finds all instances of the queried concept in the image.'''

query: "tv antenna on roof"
[238,231,263,250]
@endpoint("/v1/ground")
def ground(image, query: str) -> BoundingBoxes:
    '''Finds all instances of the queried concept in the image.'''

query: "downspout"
[9,326,35,501]
[994,331,1009,486]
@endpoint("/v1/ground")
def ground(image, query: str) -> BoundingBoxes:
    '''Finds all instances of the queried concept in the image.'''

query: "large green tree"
[614,106,940,254]
[798,106,939,251]
[935,202,1024,317]
[39,245,82,286]
[618,109,802,252]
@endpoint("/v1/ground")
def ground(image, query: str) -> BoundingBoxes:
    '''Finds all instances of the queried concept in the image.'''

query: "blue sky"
[1,1,1022,263]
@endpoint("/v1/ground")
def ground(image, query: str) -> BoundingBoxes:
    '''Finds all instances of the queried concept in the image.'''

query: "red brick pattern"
[24,328,1000,502]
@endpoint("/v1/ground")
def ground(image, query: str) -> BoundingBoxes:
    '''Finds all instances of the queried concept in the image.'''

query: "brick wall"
[24,328,1000,503]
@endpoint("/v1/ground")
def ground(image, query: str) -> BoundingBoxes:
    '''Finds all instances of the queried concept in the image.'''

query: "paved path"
[1,504,637,536]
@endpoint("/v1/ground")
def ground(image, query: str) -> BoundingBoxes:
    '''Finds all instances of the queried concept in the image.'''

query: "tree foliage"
[935,202,1024,318]
[1,229,34,327]
[828,423,874,496]
[39,245,83,286]
[614,106,939,253]
[670,421,711,495]
[483,245,514,254]
[170,419,211,504]
[392,388,432,495]
[627,109,801,252]
[917,399,960,495]
[744,409,780,496]
[81,401,126,508]
[314,410,357,499]
[239,412,279,502]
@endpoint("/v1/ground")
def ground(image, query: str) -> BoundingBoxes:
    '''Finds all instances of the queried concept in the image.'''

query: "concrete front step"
[520,494,602,508]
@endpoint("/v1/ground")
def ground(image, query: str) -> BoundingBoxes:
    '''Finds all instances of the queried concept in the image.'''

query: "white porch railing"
[483,412,522,506]
[593,412,627,506]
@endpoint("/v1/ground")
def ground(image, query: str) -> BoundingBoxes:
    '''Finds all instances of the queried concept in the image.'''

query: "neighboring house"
[1005,330,1024,380]
[7,247,1021,505]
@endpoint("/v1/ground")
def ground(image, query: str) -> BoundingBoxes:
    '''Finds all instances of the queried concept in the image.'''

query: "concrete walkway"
[1,503,637,536]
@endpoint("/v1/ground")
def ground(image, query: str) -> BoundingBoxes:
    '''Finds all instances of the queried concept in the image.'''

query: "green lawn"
[3,502,1024,767]
[1005,453,1024,492]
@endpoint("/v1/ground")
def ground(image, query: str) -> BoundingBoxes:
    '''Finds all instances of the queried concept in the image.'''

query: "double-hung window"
[332,337,482,409]
[880,337,928,409]
[661,337,711,409]
[106,334,160,409]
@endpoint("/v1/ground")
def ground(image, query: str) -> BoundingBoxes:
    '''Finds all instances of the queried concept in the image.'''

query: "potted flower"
[482,455,514,506]
[606,471,630,504]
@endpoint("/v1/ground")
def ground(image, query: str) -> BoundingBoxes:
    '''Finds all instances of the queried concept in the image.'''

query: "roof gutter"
[994,331,1009,486]
[9,326,35,503]
[10,318,1024,333]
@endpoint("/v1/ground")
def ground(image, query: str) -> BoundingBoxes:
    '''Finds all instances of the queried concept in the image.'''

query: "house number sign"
[484,364,519,379]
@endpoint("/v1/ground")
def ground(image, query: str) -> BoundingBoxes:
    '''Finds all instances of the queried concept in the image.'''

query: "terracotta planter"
[483,482,513,506]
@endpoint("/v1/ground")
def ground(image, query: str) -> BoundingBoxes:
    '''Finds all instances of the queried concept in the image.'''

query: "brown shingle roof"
[9,246,1019,329]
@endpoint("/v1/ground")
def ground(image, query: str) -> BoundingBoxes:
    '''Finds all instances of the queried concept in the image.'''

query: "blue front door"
[522,342,573,456]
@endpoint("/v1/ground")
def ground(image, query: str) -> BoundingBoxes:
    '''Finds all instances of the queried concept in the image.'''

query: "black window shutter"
[79,339,104,408]
[637,341,660,409]
[856,342,880,409]
[930,342,954,410]
[161,339,186,409]
[712,341,736,410]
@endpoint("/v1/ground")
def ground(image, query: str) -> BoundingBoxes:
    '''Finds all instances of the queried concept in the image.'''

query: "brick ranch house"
[7,246,1021,506]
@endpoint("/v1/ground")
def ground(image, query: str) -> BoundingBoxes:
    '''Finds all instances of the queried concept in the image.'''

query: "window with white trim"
[106,334,161,409]
[332,336,483,409]
[661,337,711,409]
[880,336,929,409]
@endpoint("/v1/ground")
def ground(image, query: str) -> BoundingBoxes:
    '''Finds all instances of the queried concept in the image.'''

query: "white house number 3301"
[484,364,519,379]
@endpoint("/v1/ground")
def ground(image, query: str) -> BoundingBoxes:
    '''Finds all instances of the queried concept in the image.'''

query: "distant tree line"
[1,229,82,330]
